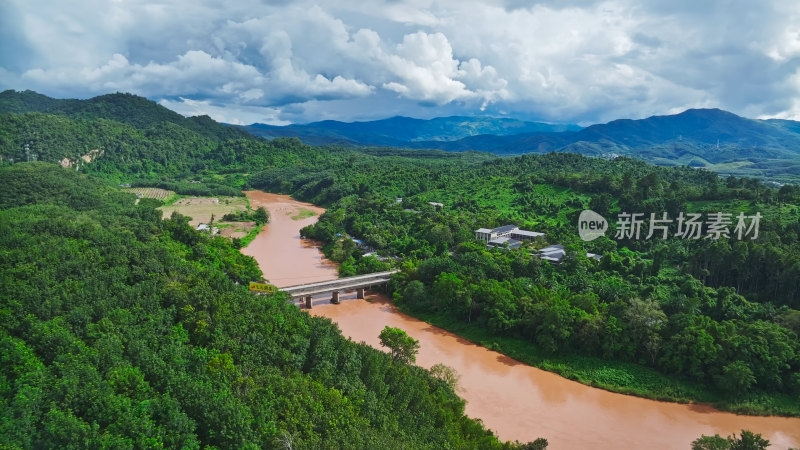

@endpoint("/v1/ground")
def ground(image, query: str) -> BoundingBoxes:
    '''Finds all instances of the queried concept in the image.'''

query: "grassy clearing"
[401,306,800,417]
[290,208,317,220]
[217,221,256,239]
[159,196,247,226]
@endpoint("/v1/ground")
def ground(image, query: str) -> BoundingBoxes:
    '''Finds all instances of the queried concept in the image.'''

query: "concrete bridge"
[281,270,399,308]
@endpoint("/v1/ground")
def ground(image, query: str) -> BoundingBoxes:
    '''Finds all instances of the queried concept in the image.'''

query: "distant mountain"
[562,108,800,155]
[0,90,253,141]
[243,116,580,146]
[433,109,800,181]
[243,108,800,181]
[5,90,800,182]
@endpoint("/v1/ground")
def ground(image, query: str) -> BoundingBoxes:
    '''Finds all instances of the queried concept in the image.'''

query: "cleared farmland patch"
[159,196,248,227]
[124,187,175,200]
[217,221,256,239]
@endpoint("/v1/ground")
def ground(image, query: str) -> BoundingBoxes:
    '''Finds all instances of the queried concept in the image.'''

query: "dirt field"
[217,221,256,239]
[159,196,248,227]
[124,187,175,200]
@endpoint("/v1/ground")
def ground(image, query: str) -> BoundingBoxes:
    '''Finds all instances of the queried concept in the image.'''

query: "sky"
[2,0,800,126]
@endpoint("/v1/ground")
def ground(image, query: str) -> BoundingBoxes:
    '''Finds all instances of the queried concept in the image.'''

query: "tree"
[429,363,462,393]
[400,280,427,308]
[378,326,420,364]
[520,438,549,449]
[692,430,770,450]
[589,193,614,216]
[692,434,732,450]
[425,224,453,247]
[730,430,770,450]
[432,272,465,310]
[624,297,667,365]
[715,361,756,396]
[253,206,269,225]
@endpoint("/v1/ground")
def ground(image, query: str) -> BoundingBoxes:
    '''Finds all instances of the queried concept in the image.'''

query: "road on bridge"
[280,270,399,308]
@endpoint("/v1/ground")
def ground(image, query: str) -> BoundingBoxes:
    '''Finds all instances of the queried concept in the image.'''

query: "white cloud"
[2,0,800,124]
[381,32,476,104]
[159,97,289,126]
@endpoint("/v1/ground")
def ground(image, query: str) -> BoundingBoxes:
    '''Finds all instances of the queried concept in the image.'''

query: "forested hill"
[2,89,800,427]
[6,90,800,182]
[0,93,330,184]
[0,89,252,142]
[248,108,800,183]
[0,163,522,448]
[244,116,580,146]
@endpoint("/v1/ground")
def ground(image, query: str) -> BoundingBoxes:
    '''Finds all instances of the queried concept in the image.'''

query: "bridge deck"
[281,270,399,298]
[283,278,392,297]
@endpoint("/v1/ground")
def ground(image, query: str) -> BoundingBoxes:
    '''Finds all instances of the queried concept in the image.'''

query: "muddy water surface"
[241,191,337,287]
[243,191,800,449]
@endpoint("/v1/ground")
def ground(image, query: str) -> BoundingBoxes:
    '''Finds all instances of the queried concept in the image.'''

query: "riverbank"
[240,190,800,448]
[240,191,337,287]
[400,306,800,418]
[310,294,800,448]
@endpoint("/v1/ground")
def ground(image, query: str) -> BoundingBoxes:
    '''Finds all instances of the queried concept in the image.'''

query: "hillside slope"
[248,108,800,182]
[0,90,253,141]
[0,163,518,449]
[244,115,580,146]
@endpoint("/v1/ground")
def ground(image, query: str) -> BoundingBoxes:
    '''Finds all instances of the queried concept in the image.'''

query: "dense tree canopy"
[292,150,800,415]
[2,91,800,438]
[691,430,770,450]
[0,164,522,449]
[379,327,421,364]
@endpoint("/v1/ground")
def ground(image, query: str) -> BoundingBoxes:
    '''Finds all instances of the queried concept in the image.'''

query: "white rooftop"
[489,237,516,244]
[512,230,545,237]
[540,244,565,252]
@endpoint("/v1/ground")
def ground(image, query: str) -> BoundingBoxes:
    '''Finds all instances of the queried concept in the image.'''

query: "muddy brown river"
[243,191,800,449]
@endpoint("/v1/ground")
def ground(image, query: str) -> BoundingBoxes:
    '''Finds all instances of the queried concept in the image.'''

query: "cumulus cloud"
[158,97,289,126]
[1,0,799,124]
[380,32,484,104]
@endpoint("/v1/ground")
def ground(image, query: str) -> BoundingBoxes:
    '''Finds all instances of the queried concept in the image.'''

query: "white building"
[538,244,603,264]
[475,225,519,243]
[538,244,566,263]
[510,229,545,241]
[487,236,522,249]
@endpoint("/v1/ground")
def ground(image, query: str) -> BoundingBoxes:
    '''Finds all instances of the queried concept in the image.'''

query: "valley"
[243,191,800,449]
[2,91,800,449]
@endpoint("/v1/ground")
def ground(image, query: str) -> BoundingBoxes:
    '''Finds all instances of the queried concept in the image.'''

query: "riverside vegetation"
[290,152,800,417]
[0,164,524,449]
[1,90,799,445]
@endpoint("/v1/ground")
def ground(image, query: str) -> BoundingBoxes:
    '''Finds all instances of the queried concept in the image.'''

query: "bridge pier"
[280,270,399,309]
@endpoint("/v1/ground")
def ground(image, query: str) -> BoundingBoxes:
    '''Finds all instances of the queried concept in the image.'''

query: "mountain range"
[243,116,580,146]
[2,90,800,182]
[245,108,800,182]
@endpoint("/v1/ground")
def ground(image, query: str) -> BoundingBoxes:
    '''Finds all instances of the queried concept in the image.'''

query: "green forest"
[0,163,526,449]
[289,152,800,416]
[1,90,799,446]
